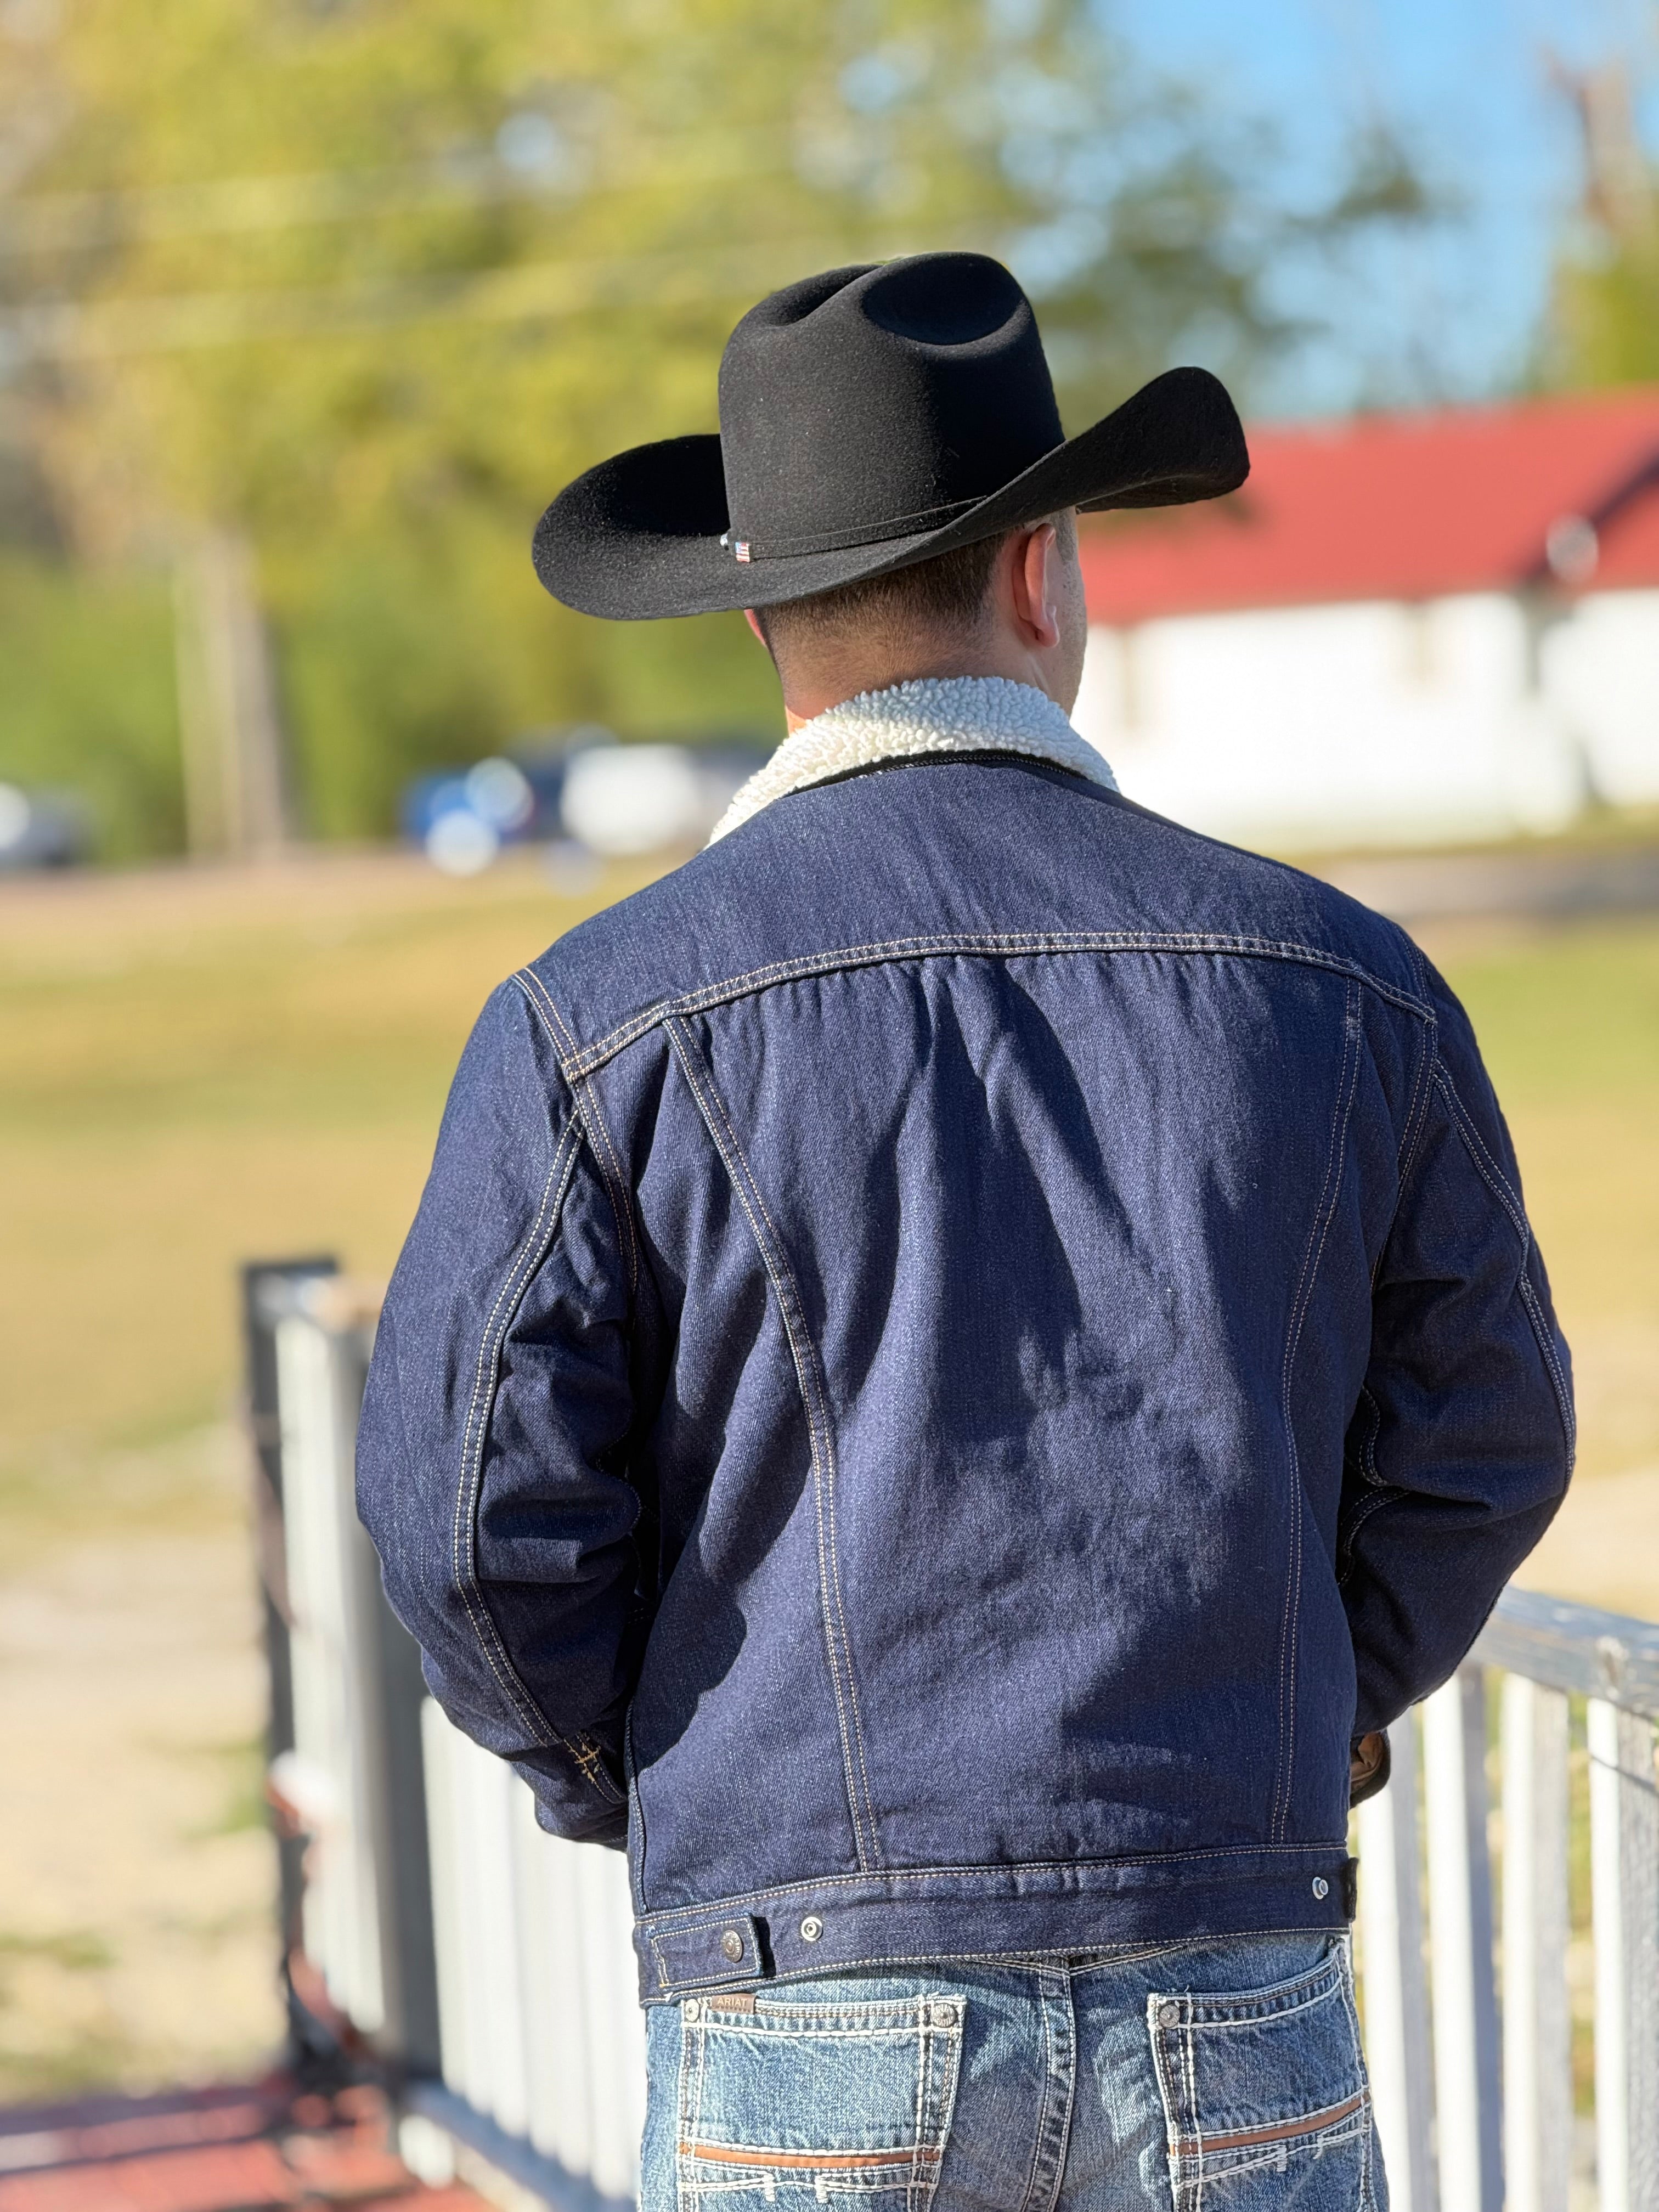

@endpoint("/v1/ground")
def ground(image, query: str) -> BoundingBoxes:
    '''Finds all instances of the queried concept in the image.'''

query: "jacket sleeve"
[356,979,638,1846]
[1338,959,1575,1736]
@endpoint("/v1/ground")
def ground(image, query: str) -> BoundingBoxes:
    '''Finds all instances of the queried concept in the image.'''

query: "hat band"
[723,492,986,562]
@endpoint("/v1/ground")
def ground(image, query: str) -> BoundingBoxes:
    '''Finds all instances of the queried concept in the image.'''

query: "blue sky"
[1110,0,1659,413]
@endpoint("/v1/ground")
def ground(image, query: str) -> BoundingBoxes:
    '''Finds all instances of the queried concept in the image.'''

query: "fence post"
[1501,1674,1571,2212]
[261,1277,440,2078]
[514,1796,596,2178]
[327,1309,441,2081]
[241,1257,338,2006]
[421,1699,471,2100]
[1356,1713,1437,2212]
[1423,1666,1503,2212]
[463,1743,532,2140]
[577,1847,647,2205]
[1588,1696,1659,2212]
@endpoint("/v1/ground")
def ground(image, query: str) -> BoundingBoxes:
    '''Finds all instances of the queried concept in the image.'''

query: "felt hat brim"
[533,365,1248,621]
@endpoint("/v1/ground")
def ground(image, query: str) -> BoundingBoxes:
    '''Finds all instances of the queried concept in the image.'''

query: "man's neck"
[780,639,1069,733]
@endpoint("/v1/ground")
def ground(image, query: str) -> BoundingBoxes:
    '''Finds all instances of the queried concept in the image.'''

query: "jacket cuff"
[512,1740,630,1847]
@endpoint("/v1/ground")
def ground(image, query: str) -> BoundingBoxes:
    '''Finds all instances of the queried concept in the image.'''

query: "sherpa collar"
[708,675,1118,843]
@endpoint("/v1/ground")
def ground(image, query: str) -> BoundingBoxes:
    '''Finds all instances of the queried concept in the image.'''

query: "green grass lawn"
[0,853,650,1530]
[1443,916,1659,1486]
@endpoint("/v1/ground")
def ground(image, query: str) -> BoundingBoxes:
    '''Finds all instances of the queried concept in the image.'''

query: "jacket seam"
[449,1116,588,1759]
[1395,941,1438,1189]
[624,1707,648,1915]
[736,1928,1346,1985]
[1356,1384,1384,1484]
[1393,1004,1437,1190]
[1389,938,1442,1238]
[1336,1483,1408,1590]
[636,1843,1352,1927]
[516,967,640,1302]
[1365,998,1437,1301]
[1271,977,1362,1843]
[662,1012,882,1871]
[675,1018,884,1866]
[1336,1387,1398,1588]
[1430,1061,1577,1462]
[540,935,1434,1081]
[665,1014,883,1869]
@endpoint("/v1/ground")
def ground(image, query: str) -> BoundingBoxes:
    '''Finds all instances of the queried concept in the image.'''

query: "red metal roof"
[1079,386,1659,623]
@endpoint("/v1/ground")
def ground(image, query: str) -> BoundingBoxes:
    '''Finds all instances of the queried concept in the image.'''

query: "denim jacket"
[357,676,1573,2002]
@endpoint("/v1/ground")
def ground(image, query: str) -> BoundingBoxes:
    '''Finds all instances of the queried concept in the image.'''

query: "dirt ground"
[0,1431,278,2100]
[1,848,1655,2102]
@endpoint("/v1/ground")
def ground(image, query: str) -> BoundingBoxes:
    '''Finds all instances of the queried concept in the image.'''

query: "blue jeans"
[642,1934,1384,2211]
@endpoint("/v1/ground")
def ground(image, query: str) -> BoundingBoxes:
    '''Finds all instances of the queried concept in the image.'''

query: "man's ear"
[1007,524,1062,651]
[743,608,766,645]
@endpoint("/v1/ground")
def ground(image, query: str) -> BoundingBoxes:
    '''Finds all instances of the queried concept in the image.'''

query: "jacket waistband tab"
[634,1850,1358,2002]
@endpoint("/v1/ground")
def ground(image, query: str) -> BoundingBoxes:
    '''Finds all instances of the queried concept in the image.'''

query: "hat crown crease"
[717,252,1062,558]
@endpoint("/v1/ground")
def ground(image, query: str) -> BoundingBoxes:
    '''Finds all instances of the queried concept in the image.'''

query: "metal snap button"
[1158,2000,1181,2027]
[799,1914,823,1943]
[684,1999,701,2021]
[1313,1876,1330,1900]
[931,2002,957,2027]
[720,1928,745,1962]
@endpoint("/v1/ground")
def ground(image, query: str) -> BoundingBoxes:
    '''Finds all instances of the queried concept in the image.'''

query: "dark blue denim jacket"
[357,731,1572,2001]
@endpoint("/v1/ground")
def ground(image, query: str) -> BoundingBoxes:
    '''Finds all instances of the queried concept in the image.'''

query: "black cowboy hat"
[533,251,1248,621]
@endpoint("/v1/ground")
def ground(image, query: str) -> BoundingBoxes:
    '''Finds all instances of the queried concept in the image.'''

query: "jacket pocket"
[1148,1943,1381,2210]
[676,1990,963,2210]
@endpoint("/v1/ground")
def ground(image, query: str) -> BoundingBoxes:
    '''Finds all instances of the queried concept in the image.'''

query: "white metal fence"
[249,1262,642,2208]
[249,1267,1659,2212]
[419,1705,644,2203]
[1360,1604,1659,2212]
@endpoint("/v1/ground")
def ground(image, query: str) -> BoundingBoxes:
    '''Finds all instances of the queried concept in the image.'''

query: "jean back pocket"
[676,1990,963,2210]
[1148,1944,1381,2210]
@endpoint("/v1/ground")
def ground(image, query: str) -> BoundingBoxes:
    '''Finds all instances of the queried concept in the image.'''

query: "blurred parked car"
[399,746,568,872]
[400,731,770,874]
[558,741,766,856]
[0,783,91,871]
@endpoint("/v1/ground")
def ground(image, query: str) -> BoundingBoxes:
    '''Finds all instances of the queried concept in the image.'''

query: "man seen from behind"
[358,253,1572,2212]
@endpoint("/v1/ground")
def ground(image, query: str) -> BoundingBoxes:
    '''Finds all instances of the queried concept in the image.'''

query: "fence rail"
[247,1265,1659,2212]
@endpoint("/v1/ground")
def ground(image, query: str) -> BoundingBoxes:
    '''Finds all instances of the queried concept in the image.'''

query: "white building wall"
[1540,589,1659,808]
[1074,588,1656,850]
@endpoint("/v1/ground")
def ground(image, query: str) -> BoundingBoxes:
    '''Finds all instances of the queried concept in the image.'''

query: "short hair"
[753,529,1011,658]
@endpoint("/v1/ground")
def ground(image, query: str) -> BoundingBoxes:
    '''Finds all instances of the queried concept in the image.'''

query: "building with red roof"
[1072,388,1659,848]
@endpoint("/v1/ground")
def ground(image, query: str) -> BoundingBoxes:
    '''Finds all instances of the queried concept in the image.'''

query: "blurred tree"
[1545,63,1659,389]
[0,554,183,857]
[0,0,1432,847]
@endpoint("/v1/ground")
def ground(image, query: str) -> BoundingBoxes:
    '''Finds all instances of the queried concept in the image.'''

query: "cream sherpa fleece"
[708,676,1118,843]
